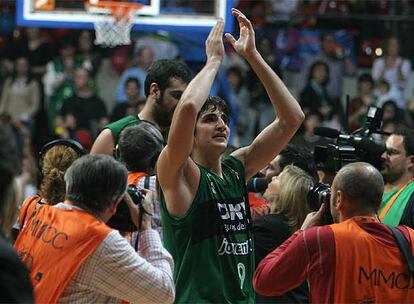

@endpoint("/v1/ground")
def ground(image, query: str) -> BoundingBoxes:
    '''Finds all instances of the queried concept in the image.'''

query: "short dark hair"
[308,60,330,85]
[358,73,374,86]
[197,96,230,121]
[144,59,192,97]
[393,127,414,156]
[125,77,141,90]
[64,155,127,213]
[278,144,317,181]
[118,122,164,173]
[335,162,384,211]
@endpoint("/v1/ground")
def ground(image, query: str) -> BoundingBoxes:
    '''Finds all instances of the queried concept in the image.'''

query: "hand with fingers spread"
[206,18,225,64]
[225,8,257,59]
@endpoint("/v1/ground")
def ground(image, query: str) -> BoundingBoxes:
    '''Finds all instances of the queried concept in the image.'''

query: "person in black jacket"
[253,165,313,303]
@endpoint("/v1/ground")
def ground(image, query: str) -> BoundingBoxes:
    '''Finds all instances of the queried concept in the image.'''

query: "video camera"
[313,106,386,173]
[107,184,146,232]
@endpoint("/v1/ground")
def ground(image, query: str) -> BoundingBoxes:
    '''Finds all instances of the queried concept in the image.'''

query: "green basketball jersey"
[160,156,255,303]
[104,115,141,145]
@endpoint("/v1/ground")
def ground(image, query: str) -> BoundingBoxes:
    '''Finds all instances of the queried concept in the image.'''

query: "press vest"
[330,217,414,303]
[14,203,112,303]
[161,156,255,303]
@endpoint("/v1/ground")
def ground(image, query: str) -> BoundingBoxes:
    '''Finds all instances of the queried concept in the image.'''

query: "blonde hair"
[40,145,79,205]
[270,165,313,232]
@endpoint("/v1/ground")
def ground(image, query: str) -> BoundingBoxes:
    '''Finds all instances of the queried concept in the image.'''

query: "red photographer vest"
[14,203,112,303]
[330,217,414,303]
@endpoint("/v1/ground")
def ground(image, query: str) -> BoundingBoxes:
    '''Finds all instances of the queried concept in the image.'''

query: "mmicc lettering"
[217,201,246,221]
[218,237,252,256]
[359,266,414,289]
[28,218,68,249]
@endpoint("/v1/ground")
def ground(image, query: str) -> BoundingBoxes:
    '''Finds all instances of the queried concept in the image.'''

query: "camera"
[307,182,333,224]
[107,184,145,232]
[313,106,386,173]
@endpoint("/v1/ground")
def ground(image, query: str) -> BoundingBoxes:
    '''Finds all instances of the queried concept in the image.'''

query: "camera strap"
[389,226,414,278]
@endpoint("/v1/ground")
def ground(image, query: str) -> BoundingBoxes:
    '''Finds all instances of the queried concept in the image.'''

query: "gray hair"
[64,155,127,213]
[335,162,384,211]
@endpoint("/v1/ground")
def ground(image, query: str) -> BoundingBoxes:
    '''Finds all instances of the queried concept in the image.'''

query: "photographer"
[379,128,414,227]
[254,162,414,303]
[116,122,164,237]
[15,155,174,304]
[253,165,313,303]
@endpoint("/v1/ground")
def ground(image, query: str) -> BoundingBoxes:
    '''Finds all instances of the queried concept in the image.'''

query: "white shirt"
[55,203,174,304]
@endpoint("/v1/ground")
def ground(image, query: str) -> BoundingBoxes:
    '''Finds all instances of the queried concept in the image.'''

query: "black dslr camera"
[107,184,145,232]
[314,106,386,173]
[307,182,333,224]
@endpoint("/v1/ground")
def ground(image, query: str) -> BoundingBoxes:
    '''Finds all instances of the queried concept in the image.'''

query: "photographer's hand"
[124,190,153,231]
[300,203,326,230]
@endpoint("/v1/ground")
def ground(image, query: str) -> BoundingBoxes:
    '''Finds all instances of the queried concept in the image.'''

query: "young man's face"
[153,78,187,128]
[194,107,230,154]
[381,135,410,183]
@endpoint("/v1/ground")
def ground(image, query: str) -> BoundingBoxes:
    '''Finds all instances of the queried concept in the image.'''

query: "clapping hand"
[225,8,257,59]
[205,18,225,64]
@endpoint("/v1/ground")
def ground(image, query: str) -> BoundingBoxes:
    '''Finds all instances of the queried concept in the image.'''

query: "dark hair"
[144,59,192,97]
[0,124,18,202]
[11,56,33,84]
[118,122,164,173]
[278,144,317,181]
[393,127,414,156]
[197,96,231,121]
[358,73,374,86]
[64,155,127,213]
[125,77,141,90]
[335,162,384,211]
[308,60,330,86]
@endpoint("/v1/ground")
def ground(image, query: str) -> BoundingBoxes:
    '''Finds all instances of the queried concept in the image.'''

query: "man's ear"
[109,196,123,215]
[149,82,160,99]
[407,155,414,174]
[335,189,344,212]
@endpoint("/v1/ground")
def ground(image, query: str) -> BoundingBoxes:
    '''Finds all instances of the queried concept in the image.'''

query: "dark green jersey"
[160,156,255,303]
[104,115,141,145]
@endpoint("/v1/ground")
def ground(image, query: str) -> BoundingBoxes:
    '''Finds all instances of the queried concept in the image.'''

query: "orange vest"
[18,195,43,230]
[14,203,112,303]
[331,217,414,303]
[127,172,147,186]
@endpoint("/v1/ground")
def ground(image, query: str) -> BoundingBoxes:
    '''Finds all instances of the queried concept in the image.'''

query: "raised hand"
[206,18,225,63]
[225,8,256,59]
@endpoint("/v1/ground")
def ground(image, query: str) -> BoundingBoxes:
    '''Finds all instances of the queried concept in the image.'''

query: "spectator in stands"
[116,46,155,102]
[15,154,174,303]
[227,66,254,146]
[0,124,33,303]
[254,162,414,303]
[379,128,414,228]
[348,73,377,132]
[292,110,329,149]
[55,67,108,149]
[253,165,312,303]
[75,30,101,77]
[299,32,355,102]
[372,37,411,109]
[43,43,80,131]
[91,59,192,156]
[247,36,283,134]
[111,77,144,122]
[0,56,40,134]
[300,60,343,129]
[117,123,164,238]
[376,79,400,108]
[8,27,53,80]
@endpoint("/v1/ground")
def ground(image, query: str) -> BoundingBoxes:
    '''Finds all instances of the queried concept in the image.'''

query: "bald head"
[334,162,384,211]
